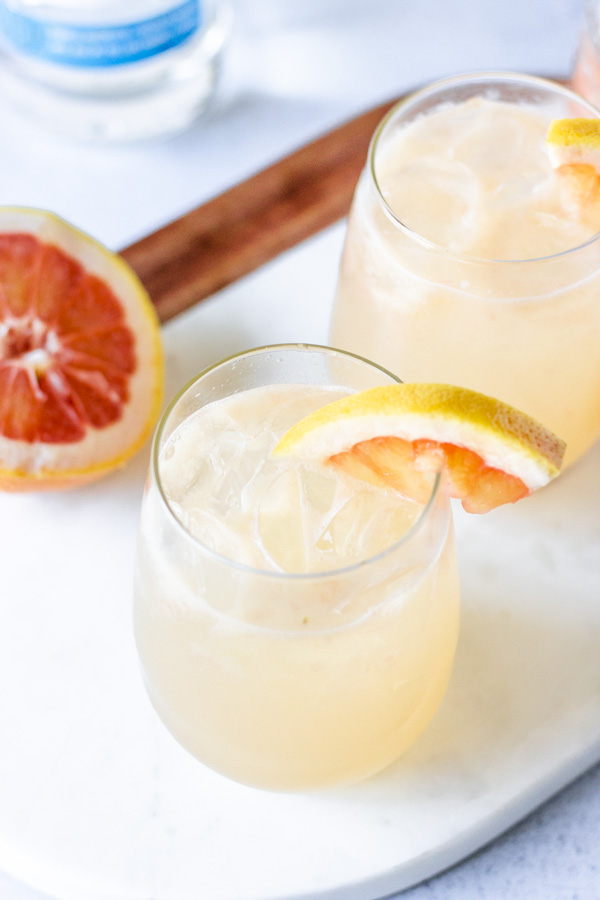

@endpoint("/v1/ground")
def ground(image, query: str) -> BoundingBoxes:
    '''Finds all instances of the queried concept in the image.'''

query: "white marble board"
[1,224,599,900]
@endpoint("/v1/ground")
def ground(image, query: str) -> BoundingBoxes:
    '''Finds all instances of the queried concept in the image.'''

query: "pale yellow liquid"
[134,384,459,791]
[331,98,600,465]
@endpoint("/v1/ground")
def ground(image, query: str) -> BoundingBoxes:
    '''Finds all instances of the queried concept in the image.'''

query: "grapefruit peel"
[272,384,566,514]
[0,207,164,491]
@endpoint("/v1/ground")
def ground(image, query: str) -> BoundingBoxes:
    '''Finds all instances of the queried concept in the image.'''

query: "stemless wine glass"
[572,0,600,108]
[330,73,600,467]
[133,345,459,792]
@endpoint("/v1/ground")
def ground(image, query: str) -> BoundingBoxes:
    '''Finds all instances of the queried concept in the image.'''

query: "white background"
[1,1,599,899]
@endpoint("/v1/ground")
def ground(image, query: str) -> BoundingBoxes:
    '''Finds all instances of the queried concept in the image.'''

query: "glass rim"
[150,342,445,582]
[368,70,600,265]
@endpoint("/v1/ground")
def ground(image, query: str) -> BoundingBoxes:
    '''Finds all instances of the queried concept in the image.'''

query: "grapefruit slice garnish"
[546,118,600,211]
[272,384,566,514]
[0,207,163,491]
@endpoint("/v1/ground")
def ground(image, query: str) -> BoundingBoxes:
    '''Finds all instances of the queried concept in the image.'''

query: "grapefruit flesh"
[273,384,566,514]
[0,208,163,491]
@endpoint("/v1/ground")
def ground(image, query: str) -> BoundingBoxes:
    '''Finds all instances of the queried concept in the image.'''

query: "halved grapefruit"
[0,207,163,491]
[272,383,566,514]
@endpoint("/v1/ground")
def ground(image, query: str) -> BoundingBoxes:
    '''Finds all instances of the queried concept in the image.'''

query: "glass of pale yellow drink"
[133,345,459,792]
[330,73,600,466]
[572,1,600,108]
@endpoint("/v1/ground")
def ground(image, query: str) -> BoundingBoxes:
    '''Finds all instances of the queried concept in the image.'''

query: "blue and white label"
[0,1,202,67]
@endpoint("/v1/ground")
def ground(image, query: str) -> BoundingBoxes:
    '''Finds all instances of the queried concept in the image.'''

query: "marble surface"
[1,1,600,899]
[1,221,600,900]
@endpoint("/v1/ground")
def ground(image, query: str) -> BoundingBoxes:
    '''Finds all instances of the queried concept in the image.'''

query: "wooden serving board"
[120,97,397,322]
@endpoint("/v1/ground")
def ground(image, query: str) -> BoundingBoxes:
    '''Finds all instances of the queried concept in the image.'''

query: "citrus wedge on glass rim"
[272,383,566,514]
[546,117,600,209]
[0,207,163,491]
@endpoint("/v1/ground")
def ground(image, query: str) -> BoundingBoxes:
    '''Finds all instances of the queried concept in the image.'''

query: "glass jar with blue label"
[0,0,231,141]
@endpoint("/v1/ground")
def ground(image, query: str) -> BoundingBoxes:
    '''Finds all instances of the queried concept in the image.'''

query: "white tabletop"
[2,1,599,899]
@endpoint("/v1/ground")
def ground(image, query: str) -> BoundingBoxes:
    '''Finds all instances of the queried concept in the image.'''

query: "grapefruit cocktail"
[133,345,563,792]
[330,73,600,466]
[134,346,459,791]
[572,2,600,111]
